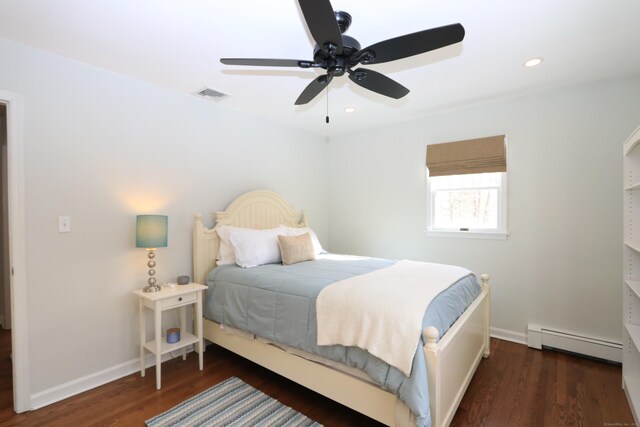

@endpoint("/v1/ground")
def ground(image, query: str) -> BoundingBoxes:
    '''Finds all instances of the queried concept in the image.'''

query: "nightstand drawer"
[160,292,197,309]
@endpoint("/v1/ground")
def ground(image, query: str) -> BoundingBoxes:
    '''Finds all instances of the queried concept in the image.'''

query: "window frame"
[426,171,509,240]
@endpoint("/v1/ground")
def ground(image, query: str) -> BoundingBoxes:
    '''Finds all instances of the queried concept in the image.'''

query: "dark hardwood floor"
[0,329,635,426]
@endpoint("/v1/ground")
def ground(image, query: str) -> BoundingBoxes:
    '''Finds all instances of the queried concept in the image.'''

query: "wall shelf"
[623,125,640,156]
[624,241,640,253]
[626,366,640,427]
[623,123,640,426]
[628,323,640,352]
[628,280,640,300]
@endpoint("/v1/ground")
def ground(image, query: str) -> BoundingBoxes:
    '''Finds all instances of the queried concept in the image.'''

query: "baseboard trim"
[490,327,527,345]
[30,347,194,410]
[28,326,530,410]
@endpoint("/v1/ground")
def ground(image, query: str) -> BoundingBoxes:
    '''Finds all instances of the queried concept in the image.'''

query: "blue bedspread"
[204,254,480,427]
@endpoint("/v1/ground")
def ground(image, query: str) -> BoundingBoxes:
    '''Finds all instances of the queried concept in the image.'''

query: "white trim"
[0,90,29,413]
[526,323,543,349]
[30,349,192,409]
[426,230,509,240]
[490,326,527,345]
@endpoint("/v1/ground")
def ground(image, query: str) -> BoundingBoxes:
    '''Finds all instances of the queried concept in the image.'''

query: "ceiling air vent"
[195,87,229,101]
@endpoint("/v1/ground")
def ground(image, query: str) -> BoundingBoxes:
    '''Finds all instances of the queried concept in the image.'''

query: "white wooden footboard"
[424,275,490,427]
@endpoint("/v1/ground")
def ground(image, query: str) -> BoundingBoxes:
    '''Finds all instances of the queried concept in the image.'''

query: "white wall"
[328,74,640,344]
[0,37,329,397]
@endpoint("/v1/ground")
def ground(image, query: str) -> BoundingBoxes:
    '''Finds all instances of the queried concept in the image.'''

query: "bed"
[193,190,490,427]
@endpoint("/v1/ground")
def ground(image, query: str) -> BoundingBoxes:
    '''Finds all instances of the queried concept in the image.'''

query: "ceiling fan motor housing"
[313,34,361,76]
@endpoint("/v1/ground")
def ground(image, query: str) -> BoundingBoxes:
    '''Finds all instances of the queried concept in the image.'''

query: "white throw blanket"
[316,260,473,377]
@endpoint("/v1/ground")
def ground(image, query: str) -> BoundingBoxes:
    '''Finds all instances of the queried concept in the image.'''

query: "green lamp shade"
[136,215,168,249]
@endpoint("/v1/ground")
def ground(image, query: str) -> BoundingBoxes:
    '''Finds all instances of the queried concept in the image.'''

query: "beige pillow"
[278,232,316,265]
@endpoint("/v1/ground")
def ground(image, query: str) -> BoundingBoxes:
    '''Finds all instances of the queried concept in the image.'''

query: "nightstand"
[134,283,207,389]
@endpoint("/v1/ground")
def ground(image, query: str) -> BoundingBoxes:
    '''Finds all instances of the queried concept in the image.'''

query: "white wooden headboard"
[193,190,308,284]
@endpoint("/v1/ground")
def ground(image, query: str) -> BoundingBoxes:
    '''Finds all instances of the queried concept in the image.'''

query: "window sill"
[425,230,509,240]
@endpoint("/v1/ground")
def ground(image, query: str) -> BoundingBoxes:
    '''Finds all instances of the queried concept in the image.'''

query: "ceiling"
[0,0,639,137]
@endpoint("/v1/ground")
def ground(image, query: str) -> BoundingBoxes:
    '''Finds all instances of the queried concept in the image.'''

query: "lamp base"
[143,249,160,292]
[143,284,162,293]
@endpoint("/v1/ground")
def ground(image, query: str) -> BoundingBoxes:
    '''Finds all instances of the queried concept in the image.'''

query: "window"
[426,135,508,239]
[427,172,507,237]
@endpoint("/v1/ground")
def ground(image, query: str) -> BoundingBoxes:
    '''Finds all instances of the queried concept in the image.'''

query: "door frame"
[1,90,30,413]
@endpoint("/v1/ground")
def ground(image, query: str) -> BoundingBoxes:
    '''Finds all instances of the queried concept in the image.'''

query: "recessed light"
[523,57,543,68]
[344,107,355,113]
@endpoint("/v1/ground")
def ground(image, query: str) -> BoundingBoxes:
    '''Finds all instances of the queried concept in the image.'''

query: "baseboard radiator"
[527,324,622,363]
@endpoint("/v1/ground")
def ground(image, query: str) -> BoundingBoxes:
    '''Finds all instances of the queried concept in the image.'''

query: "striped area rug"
[145,377,323,427]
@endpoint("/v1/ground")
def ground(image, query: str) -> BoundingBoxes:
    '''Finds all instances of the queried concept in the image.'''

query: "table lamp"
[136,215,168,292]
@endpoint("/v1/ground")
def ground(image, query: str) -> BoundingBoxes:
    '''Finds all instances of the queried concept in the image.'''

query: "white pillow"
[279,225,325,255]
[215,225,237,265]
[229,227,286,268]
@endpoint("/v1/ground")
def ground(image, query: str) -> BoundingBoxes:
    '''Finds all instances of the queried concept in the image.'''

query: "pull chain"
[325,86,330,124]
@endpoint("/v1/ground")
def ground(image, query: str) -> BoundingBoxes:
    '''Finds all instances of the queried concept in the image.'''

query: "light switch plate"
[58,216,71,233]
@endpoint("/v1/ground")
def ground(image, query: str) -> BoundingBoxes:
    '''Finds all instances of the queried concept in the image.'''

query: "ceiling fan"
[220,0,465,105]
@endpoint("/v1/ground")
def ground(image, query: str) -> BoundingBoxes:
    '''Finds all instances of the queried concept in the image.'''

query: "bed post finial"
[423,326,440,351]
[480,274,490,286]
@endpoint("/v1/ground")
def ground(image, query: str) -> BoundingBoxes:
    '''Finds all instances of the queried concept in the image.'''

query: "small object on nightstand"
[166,327,180,344]
[177,275,190,285]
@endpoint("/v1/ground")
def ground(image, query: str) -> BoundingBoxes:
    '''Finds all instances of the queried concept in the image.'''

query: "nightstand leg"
[139,299,145,377]
[179,306,187,361]
[196,294,203,371]
[154,304,162,390]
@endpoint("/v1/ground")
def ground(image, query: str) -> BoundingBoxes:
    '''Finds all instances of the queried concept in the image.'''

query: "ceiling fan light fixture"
[523,57,543,68]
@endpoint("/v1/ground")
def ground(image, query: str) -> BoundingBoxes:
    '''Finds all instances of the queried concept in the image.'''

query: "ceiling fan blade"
[295,74,333,105]
[357,23,465,65]
[348,68,409,99]
[220,58,314,68]
[298,0,343,54]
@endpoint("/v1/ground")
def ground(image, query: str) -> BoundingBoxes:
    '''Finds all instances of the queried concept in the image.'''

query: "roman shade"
[426,135,507,177]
